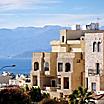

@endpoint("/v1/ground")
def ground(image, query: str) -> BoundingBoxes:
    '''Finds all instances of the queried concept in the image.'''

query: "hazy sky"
[0,0,104,28]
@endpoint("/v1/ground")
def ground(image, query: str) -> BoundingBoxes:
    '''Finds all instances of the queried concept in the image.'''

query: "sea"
[0,58,32,75]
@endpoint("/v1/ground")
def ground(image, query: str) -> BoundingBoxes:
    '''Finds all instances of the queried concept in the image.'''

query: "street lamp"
[0,64,16,71]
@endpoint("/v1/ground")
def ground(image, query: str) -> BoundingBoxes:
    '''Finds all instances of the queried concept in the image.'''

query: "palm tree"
[69,86,95,104]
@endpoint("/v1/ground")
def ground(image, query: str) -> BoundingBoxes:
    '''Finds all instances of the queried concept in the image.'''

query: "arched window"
[93,42,97,52]
[58,63,63,72]
[65,63,71,72]
[44,62,49,71]
[34,62,39,71]
[98,42,101,52]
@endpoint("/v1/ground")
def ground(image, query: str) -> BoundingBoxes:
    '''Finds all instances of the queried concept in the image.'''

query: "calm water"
[0,58,32,74]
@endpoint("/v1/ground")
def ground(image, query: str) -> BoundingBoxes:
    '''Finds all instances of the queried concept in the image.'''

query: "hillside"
[0,25,70,58]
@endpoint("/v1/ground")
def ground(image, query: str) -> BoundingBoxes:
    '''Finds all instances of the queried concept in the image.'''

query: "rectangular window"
[62,36,64,42]
[86,78,88,89]
[51,80,56,87]
[96,63,100,74]
[81,72,83,86]
[64,77,69,89]
[65,63,71,72]
[57,78,61,89]
[33,76,37,86]
[58,63,63,72]
[44,62,49,71]
[91,83,96,91]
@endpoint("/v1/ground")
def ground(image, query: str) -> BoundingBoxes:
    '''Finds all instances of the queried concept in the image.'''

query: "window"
[86,78,88,89]
[81,53,83,60]
[81,72,83,86]
[62,36,64,42]
[34,62,39,71]
[51,80,56,87]
[93,42,101,52]
[96,63,100,74]
[93,42,97,52]
[57,78,61,89]
[44,62,49,71]
[64,77,69,89]
[98,42,101,52]
[77,59,80,63]
[58,78,61,84]
[33,76,37,86]
[25,79,31,83]
[81,37,84,40]
[58,63,63,72]
[91,83,96,91]
[65,63,71,72]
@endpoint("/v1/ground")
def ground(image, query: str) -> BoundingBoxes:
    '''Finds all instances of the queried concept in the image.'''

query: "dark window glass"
[81,72,83,86]
[57,78,61,89]
[86,78,88,89]
[98,42,101,52]
[93,42,96,52]
[58,63,63,72]
[51,80,56,87]
[64,77,69,89]
[91,83,96,91]
[62,36,64,42]
[34,62,39,71]
[96,63,100,74]
[33,76,37,86]
[44,62,49,71]
[65,63,71,72]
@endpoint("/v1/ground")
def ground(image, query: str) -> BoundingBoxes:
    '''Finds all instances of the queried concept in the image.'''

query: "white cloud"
[32,14,102,26]
[0,13,103,28]
[0,0,61,9]
[0,0,22,7]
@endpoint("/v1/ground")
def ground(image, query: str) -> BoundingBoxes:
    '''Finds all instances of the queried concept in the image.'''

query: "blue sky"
[0,0,104,28]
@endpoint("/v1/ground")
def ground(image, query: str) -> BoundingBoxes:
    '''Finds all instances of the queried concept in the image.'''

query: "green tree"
[29,87,42,102]
[42,98,57,104]
[0,88,31,104]
[42,92,50,99]
[69,86,95,104]
[25,84,29,92]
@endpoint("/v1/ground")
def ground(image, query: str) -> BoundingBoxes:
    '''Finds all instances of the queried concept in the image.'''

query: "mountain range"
[0,25,104,58]
[0,25,70,58]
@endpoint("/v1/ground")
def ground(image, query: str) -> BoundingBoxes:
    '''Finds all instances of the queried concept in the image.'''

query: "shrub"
[0,88,31,104]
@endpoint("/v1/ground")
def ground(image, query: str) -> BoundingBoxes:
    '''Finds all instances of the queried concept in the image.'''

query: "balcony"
[45,87,57,92]
[57,84,61,89]
[88,69,100,76]
[44,71,50,76]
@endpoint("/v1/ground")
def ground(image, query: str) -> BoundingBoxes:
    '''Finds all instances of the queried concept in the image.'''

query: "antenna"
[96,17,101,30]
[96,17,101,23]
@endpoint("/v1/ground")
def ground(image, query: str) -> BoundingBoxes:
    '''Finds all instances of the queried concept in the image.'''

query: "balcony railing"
[57,84,61,89]
[45,87,57,92]
[88,69,100,76]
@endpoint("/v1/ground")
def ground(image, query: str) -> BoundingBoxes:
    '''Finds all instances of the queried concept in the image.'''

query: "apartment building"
[30,23,104,97]
[85,32,104,94]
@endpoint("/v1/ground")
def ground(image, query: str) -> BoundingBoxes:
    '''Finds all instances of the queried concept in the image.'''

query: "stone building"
[30,23,104,97]
[85,32,104,94]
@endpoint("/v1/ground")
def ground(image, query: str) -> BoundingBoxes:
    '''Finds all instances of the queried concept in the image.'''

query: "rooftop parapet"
[50,40,60,45]
[58,52,75,58]
[67,40,80,44]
